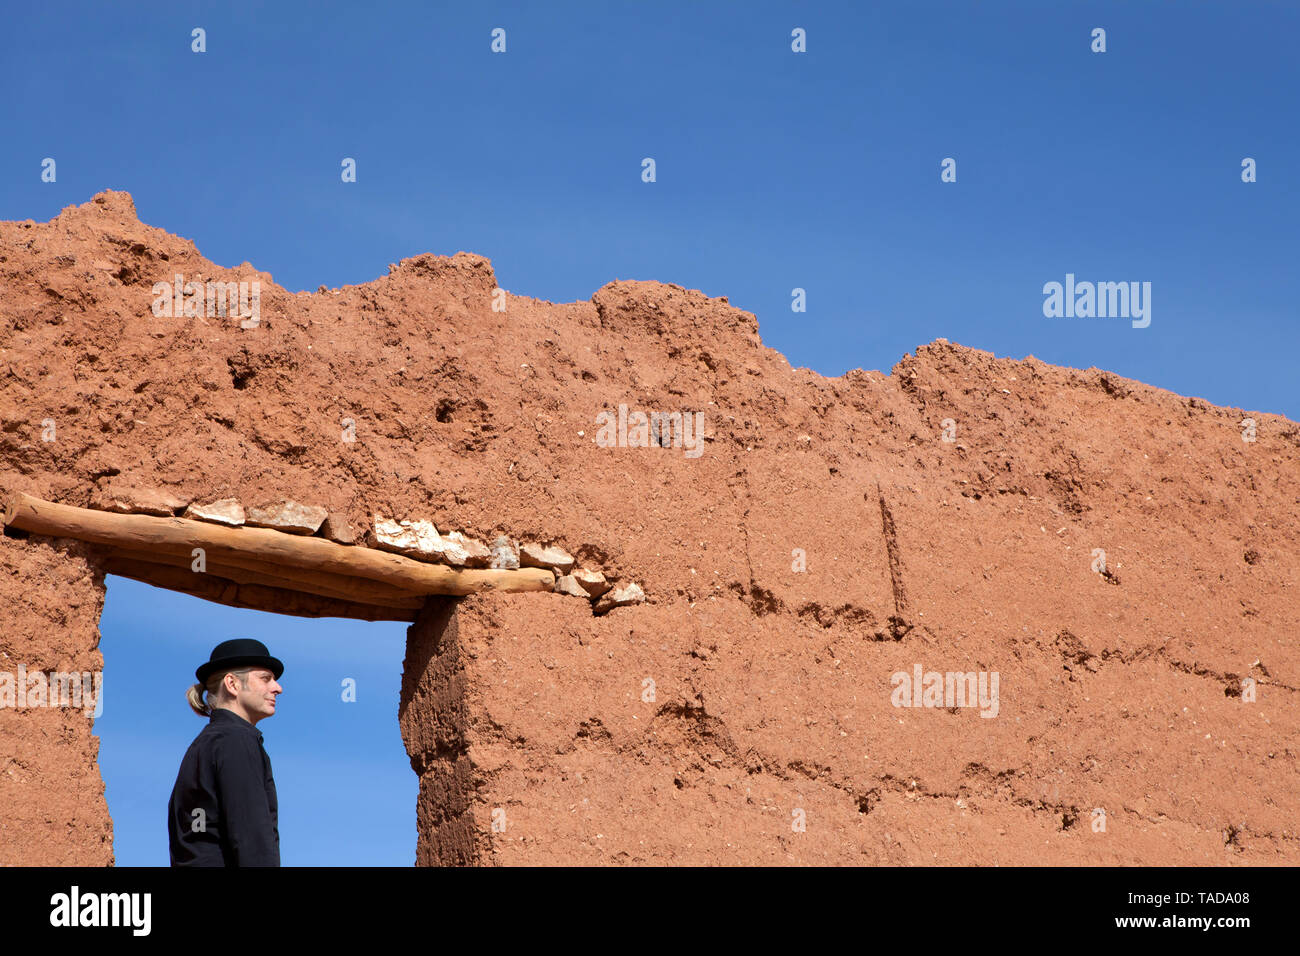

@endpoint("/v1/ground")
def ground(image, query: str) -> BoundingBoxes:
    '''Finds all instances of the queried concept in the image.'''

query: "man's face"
[235,668,282,721]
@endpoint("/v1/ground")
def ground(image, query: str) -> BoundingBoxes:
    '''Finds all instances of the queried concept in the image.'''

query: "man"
[168,638,284,866]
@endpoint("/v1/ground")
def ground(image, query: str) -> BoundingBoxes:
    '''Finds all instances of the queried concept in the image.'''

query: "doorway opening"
[97,574,417,865]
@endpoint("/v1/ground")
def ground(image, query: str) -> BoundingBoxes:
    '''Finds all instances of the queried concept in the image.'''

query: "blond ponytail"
[186,667,252,717]
[186,681,212,717]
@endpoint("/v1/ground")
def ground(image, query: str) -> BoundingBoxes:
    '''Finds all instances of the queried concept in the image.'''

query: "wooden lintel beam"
[102,556,421,622]
[102,546,427,609]
[1,490,554,596]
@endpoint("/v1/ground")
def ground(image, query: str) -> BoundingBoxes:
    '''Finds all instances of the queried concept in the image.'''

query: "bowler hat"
[196,638,284,684]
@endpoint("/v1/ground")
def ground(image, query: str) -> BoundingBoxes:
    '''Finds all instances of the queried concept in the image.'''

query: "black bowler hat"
[196,638,284,684]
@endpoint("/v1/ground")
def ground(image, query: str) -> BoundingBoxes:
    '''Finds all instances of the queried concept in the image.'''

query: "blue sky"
[2,1,1296,865]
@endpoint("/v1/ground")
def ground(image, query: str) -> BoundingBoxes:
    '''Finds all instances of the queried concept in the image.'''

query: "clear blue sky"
[2,1,1296,865]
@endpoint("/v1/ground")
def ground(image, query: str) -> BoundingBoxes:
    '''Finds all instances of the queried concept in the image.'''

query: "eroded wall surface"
[1,192,1297,864]
[0,534,112,865]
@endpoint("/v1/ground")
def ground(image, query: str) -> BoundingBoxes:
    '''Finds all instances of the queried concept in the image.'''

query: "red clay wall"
[0,533,112,865]
[2,192,1297,864]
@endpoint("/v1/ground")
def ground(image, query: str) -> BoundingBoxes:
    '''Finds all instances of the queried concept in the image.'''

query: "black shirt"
[167,707,280,866]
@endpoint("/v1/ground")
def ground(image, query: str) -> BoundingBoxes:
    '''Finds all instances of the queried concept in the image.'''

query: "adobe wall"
[0,533,112,865]
[2,192,1298,865]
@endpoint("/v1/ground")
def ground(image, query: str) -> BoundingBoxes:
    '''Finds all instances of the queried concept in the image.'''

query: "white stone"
[520,541,575,573]
[489,535,520,570]
[246,500,327,535]
[446,532,491,568]
[572,568,610,597]
[553,574,591,599]
[594,582,645,615]
[183,499,245,526]
[91,485,188,517]
[372,515,443,557]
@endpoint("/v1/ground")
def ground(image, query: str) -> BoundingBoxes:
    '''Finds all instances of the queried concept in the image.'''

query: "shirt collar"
[210,706,262,740]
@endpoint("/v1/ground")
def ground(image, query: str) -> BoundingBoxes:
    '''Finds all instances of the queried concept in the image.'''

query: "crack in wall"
[1033,629,1298,695]
[874,482,913,640]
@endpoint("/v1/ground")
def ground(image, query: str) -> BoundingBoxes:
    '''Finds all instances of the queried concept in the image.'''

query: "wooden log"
[2,490,554,596]
[100,546,427,609]
[101,556,420,623]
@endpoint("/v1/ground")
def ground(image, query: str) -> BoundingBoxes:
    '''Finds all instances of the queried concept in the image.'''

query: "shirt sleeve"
[214,733,278,866]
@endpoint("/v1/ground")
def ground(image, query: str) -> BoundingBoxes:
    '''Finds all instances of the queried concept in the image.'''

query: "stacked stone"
[85,483,644,614]
[371,516,645,615]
